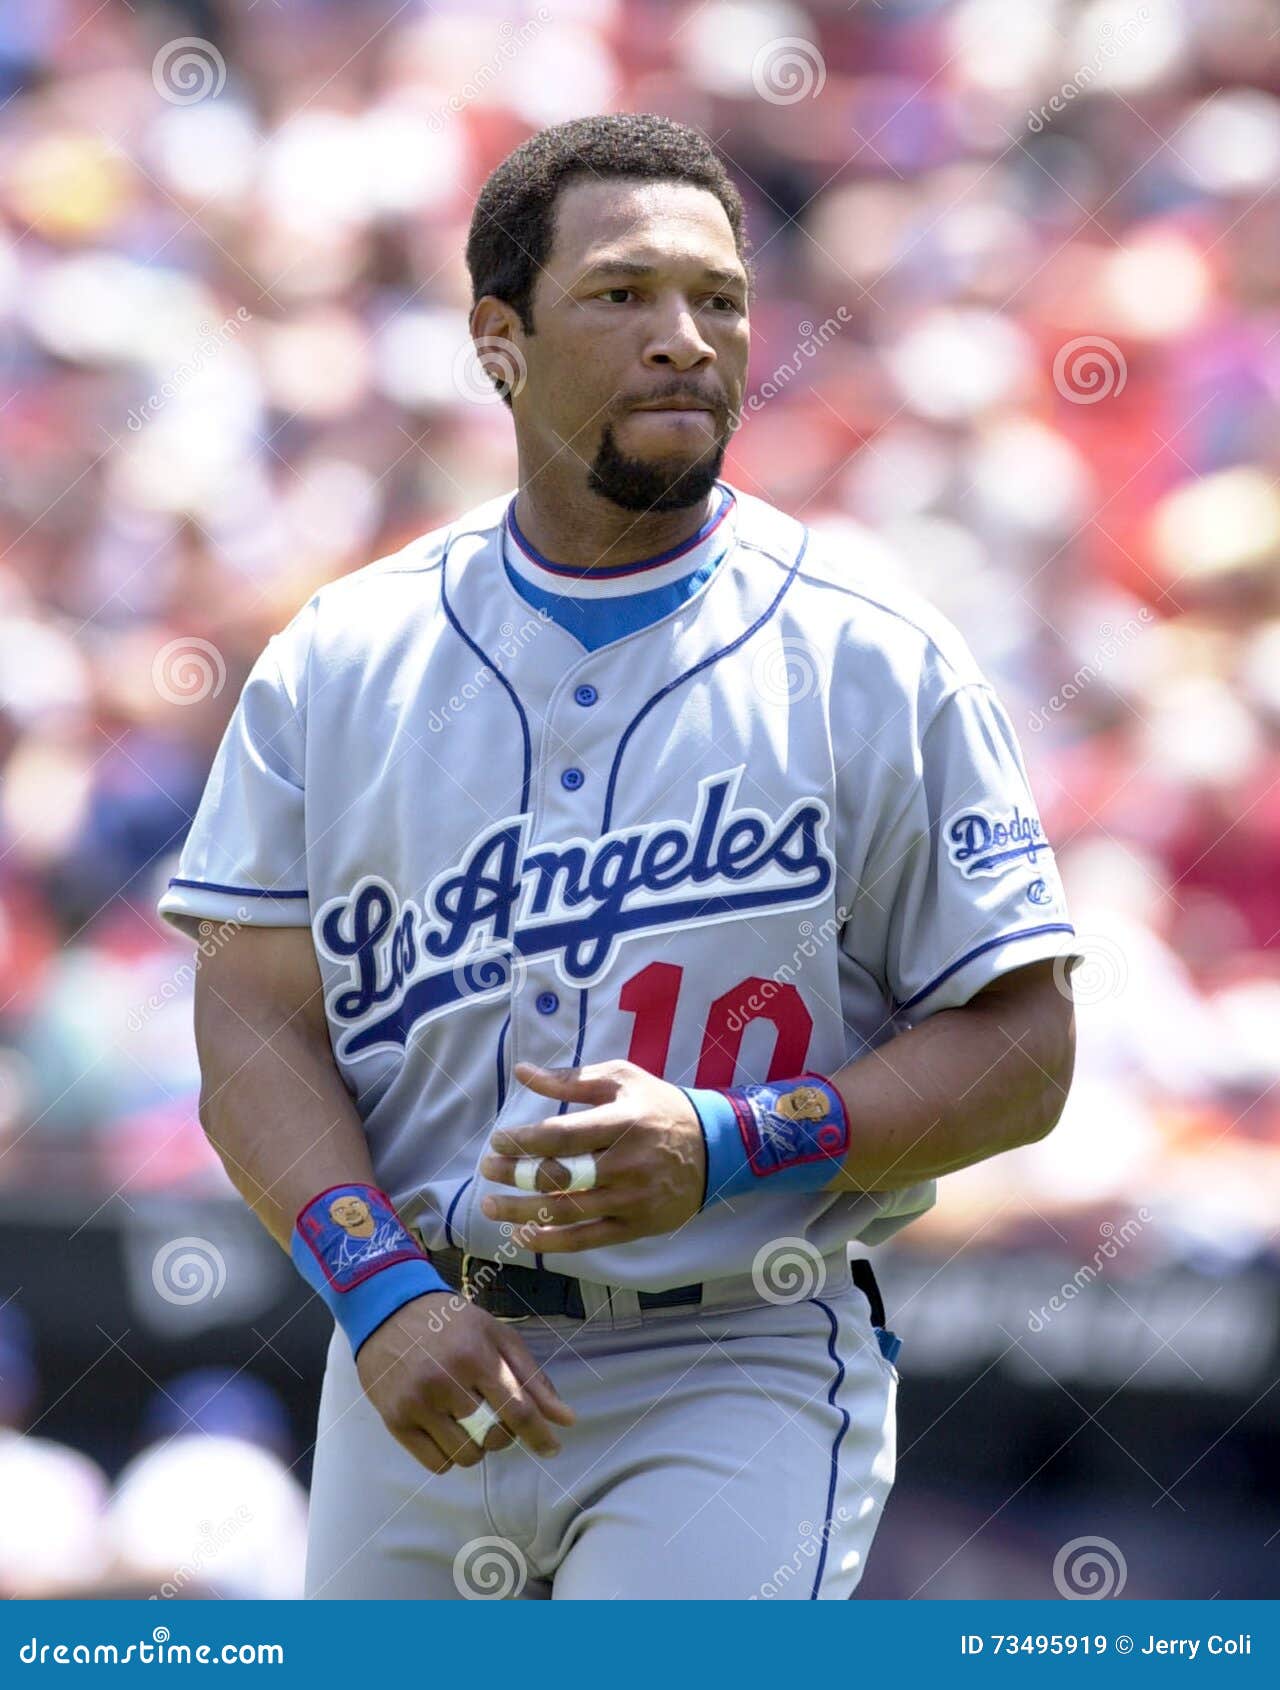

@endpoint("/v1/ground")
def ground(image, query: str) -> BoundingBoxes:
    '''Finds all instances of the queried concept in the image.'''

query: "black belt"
[432,1245,888,1327]
[432,1247,703,1319]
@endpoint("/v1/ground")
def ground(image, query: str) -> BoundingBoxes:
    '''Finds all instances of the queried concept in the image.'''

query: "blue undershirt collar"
[503,484,735,651]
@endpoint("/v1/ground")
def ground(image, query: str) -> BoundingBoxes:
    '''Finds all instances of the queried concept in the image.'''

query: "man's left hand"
[479,1060,706,1252]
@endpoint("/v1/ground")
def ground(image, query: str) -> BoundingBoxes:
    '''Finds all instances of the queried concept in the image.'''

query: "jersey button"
[574,684,598,707]
[561,767,584,791]
[535,991,560,1015]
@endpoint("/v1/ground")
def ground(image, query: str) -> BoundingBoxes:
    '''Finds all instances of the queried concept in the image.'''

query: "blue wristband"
[291,1183,451,1356]
[681,1075,850,1207]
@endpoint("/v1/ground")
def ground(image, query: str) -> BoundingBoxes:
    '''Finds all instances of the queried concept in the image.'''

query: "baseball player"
[161,113,1079,1600]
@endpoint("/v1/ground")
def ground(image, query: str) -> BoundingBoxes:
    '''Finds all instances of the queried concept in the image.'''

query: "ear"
[469,295,517,341]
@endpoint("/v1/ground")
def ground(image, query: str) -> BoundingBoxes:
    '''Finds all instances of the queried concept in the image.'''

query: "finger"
[514,1061,623,1107]
[416,1378,493,1467]
[523,1370,577,1428]
[386,1419,457,1476]
[480,1141,622,1190]
[476,1355,565,1457]
[496,1331,576,1428]
[427,1372,515,1455]
[488,1106,623,1161]
[480,1187,622,1225]
[451,1397,516,1463]
[419,1405,486,1469]
[512,1216,633,1254]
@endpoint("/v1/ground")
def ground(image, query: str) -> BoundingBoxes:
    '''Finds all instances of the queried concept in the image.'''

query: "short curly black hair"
[466,113,752,401]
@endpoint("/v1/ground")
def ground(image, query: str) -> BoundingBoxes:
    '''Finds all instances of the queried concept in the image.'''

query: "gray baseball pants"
[304,1251,898,1600]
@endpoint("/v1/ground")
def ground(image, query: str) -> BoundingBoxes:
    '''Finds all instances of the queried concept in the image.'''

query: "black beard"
[586,419,729,513]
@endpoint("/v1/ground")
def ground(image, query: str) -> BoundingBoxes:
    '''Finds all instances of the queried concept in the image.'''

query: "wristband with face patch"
[291,1183,450,1355]
[681,1075,849,1207]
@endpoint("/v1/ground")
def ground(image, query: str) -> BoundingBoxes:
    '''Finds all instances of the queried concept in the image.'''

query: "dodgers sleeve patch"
[291,1183,450,1354]
[683,1075,850,1206]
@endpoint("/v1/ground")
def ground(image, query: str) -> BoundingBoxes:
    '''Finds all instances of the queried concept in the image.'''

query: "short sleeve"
[854,682,1080,1020]
[157,613,313,931]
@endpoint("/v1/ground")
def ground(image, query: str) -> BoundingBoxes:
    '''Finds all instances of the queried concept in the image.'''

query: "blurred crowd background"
[1,0,1277,1601]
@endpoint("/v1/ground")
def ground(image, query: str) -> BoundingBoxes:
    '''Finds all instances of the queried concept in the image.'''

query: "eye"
[598,287,635,304]
[707,294,743,313]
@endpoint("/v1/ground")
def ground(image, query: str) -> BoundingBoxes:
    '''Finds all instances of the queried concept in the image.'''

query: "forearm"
[188,933,573,1466]
[474,969,1076,1252]
[193,936,374,1249]
[824,972,1075,1191]
[197,1021,371,1249]
[683,960,1076,1210]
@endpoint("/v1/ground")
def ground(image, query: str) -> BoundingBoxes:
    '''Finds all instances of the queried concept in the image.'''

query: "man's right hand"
[355,1293,575,1474]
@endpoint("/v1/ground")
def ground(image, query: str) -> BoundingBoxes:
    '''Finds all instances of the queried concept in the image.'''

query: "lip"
[630,400,716,412]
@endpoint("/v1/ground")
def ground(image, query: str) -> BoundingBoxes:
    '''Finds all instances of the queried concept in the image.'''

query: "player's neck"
[511,483,720,573]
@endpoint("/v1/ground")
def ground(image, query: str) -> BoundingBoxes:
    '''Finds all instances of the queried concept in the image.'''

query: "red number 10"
[618,960,813,1086]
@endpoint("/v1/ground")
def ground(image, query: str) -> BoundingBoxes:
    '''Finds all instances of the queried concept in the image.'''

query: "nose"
[644,301,716,372]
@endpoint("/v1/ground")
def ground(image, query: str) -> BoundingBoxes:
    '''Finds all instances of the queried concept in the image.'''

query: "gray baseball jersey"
[159,480,1076,1290]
